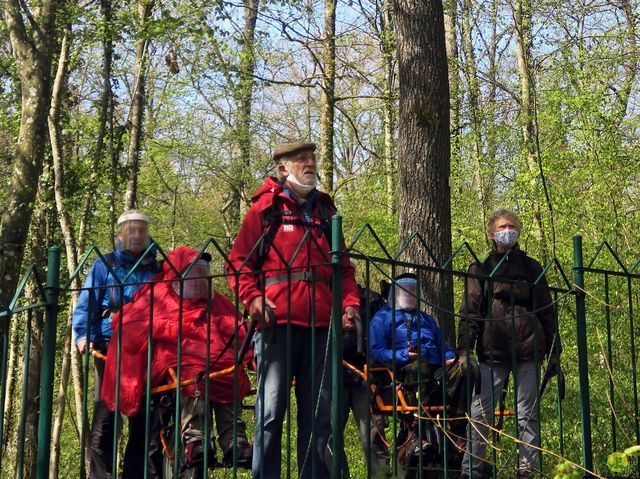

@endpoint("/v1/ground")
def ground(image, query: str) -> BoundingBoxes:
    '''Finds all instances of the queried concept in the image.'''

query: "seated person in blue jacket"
[369,272,458,405]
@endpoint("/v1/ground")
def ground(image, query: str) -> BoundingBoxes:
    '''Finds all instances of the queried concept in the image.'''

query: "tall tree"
[228,0,260,230]
[514,0,548,260]
[124,0,155,210]
[320,0,337,193]
[461,0,489,229]
[237,0,259,208]
[79,0,116,250]
[0,0,59,306]
[380,0,396,215]
[393,0,454,339]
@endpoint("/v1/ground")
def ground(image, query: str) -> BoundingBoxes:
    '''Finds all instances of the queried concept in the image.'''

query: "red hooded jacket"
[227,177,359,328]
[102,246,252,416]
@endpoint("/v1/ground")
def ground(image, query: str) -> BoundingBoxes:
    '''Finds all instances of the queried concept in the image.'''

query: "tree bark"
[380,0,396,215]
[47,20,88,477]
[1,315,20,457]
[513,0,547,261]
[124,0,155,210]
[393,0,454,341]
[485,0,498,210]
[616,0,638,123]
[320,0,336,193]
[238,0,259,191]
[78,0,115,251]
[443,0,459,165]
[461,0,488,230]
[21,166,52,479]
[0,0,59,307]
[226,0,260,230]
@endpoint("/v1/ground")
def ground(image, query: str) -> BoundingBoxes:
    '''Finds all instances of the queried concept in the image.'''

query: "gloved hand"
[540,353,563,399]
[455,350,481,395]
[456,348,474,365]
[544,353,560,379]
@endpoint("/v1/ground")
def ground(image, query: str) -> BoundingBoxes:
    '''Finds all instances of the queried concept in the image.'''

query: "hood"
[251,177,283,203]
[162,246,202,280]
[114,243,158,266]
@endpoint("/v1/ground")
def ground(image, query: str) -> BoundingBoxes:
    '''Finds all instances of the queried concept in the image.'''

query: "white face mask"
[283,161,317,195]
[493,229,519,248]
[396,290,417,310]
[173,261,212,299]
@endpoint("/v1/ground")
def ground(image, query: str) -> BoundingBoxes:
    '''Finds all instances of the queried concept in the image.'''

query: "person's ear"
[277,162,289,179]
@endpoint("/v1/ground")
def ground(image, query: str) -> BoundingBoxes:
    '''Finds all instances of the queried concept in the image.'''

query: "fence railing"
[0,222,638,478]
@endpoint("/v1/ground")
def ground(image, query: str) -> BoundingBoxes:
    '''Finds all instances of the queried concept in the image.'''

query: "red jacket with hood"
[227,177,359,328]
[102,246,252,416]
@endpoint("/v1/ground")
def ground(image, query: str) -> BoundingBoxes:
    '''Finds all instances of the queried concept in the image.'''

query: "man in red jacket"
[227,142,360,478]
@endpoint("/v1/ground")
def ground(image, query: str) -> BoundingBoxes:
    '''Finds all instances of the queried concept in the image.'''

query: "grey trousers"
[461,361,540,477]
[338,379,390,478]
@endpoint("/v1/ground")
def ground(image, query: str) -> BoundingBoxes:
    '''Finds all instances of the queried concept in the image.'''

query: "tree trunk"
[461,0,488,230]
[79,0,115,251]
[226,0,260,230]
[513,0,547,261]
[485,0,498,213]
[1,315,20,457]
[393,0,454,341]
[616,0,638,123]
[0,0,58,307]
[443,0,459,165]
[380,0,396,216]
[238,0,259,194]
[124,0,155,210]
[320,0,336,193]
[47,20,88,477]
[21,167,53,479]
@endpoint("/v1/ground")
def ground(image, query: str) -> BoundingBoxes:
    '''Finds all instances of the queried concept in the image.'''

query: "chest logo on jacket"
[282,224,294,232]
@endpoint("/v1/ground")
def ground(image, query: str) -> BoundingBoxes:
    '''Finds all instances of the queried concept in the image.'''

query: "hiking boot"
[516,470,535,479]
[222,443,252,469]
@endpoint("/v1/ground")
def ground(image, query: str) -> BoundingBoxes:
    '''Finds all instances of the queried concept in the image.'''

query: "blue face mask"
[493,229,519,248]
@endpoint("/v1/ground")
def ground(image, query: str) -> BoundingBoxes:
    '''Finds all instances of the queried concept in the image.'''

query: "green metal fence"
[0,222,637,478]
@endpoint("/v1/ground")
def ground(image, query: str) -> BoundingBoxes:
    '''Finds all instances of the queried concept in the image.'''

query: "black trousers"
[89,342,164,479]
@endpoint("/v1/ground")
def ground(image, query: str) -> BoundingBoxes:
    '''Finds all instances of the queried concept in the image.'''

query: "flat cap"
[273,142,316,162]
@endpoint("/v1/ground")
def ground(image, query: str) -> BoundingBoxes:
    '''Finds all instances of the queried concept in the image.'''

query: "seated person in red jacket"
[102,246,252,469]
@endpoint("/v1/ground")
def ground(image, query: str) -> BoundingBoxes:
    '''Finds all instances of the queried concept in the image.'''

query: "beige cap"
[273,142,317,162]
[117,209,150,225]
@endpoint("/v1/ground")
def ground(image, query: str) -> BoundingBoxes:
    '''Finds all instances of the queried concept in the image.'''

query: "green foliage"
[552,460,582,479]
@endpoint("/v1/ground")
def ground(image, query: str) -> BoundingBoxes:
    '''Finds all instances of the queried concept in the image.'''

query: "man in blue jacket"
[72,209,161,479]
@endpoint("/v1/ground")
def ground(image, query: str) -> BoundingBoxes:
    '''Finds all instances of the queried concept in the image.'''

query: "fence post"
[36,246,61,479]
[573,235,593,477]
[331,215,344,479]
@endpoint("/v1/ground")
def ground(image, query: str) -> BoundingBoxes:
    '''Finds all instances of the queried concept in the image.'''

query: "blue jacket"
[369,305,456,367]
[72,247,160,345]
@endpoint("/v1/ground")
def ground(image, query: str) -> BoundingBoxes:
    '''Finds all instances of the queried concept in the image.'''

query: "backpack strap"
[255,196,282,271]
[103,252,116,269]
[254,193,334,269]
